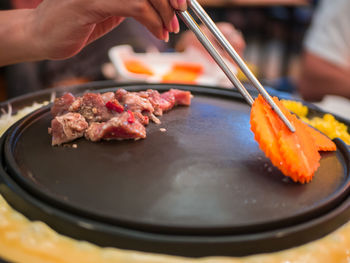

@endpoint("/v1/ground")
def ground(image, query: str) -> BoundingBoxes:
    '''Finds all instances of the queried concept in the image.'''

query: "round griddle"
[1,82,350,257]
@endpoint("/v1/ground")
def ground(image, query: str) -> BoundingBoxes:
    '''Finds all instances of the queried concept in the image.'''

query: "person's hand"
[25,0,187,61]
[175,22,246,61]
[11,0,42,9]
[1,0,187,66]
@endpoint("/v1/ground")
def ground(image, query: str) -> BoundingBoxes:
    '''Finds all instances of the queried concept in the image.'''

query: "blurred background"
[0,0,321,100]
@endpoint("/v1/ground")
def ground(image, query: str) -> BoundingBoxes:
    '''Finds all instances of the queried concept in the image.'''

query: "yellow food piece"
[282,100,350,145]
[281,99,308,118]
[307,114,350,144]
[236,63,258,83]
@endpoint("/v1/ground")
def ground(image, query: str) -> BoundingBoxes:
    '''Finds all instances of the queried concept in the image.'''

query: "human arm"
[0,9,42,66]
[297,0,350,101]
[0,0,186,67]
[298,51,350,101]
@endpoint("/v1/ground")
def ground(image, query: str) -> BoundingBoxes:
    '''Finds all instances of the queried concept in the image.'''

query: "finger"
[133,1,169,40]
[211,23,246,57]
[216,22,234,35]
[171,14,180,34]
[149,0,175,32]
[85,0,174,37]
[226,30,246,57]
[169,0,187,11]
[218,23,245,47]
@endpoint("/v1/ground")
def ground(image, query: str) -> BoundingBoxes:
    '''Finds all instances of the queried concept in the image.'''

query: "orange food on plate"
[301,122,337,151]
[124,59,154,76]
[250,95,336,184]
[162,62,203,84]
[172,62,204,74]
[162,70,199,84]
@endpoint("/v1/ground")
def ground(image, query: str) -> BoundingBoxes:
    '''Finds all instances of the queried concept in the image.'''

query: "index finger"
[149,0,175,32]
[169,0,187,11]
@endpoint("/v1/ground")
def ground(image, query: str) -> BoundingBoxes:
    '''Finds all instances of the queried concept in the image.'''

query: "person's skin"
[298,51,350,101]
[0,0,186,67]
[11,0,42,9]
[175,22,246,60]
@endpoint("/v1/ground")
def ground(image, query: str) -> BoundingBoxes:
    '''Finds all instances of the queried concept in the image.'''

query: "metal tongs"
[176,1,295,132]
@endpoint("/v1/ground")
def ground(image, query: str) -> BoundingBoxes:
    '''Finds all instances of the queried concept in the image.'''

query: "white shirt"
[304,0,350,68]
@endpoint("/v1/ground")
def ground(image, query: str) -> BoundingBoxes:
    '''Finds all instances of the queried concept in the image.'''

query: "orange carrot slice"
[273,98,321,183]
[250,95,335,184]
[250,96,286,174]
[272,98,336,152]
[263,97,319,183]
[300,122,337,151]
[278,116,320,183]
[124,60,154,76]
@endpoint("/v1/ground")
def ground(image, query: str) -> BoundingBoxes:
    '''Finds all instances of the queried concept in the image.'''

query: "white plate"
[108,45,236,87]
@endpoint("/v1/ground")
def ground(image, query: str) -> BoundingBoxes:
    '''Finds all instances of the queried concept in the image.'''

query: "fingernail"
[171,16,180,34]
[168,23,174,33]
[163,29,169,42]
[177,0,187,11]
[167,20,174,32]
